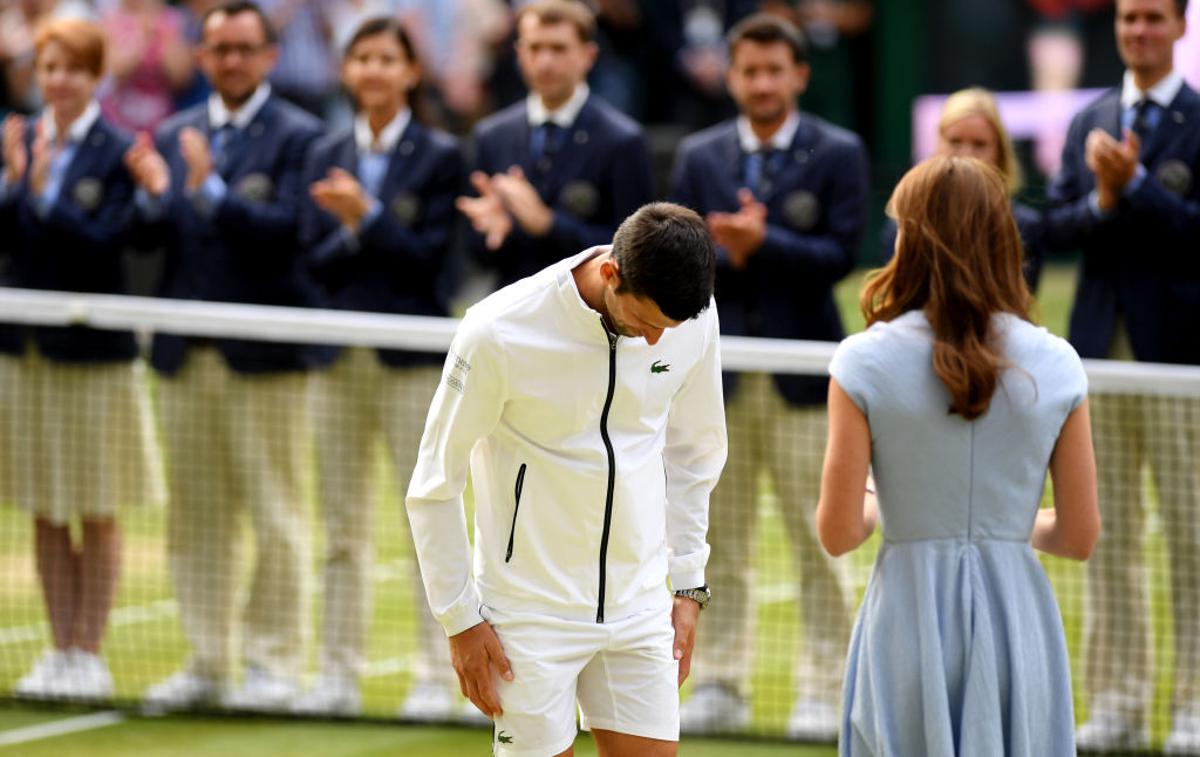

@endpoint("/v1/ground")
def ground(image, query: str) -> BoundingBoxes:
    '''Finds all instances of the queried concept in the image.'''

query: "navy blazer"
[0,115,138,363]
[300,118,465,368]
[1045,83,1200,364]
[133,93,323,375]
[670,114,870,406]
[467,94,654,287]
[879,201,1047,292]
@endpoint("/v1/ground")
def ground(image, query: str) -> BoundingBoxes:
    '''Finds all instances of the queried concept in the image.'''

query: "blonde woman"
[882,88,1046,291]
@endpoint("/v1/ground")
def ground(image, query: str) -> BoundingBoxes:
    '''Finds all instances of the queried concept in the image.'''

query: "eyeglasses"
[205,43,270,60]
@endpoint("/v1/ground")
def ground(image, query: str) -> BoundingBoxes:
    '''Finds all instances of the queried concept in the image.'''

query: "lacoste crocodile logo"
[651,360,670,374]
[498,730,513,744]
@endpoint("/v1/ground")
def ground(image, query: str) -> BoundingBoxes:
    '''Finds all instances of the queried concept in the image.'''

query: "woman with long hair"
[818,155,1099,754]
[1,17,162,701]
[294,15,467,719]
[881,88,1047,292]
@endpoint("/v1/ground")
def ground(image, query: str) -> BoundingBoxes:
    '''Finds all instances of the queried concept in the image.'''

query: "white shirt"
[353,107,411,154]
[42,100,101,145]
[407,247,728,636]
[1120,68,1185,110]
[208,83,272,131]
[526,83,590,128]
[736,109,801,153]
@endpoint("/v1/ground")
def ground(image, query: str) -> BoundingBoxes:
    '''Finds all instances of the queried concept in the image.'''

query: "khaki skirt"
[0,347,165,524]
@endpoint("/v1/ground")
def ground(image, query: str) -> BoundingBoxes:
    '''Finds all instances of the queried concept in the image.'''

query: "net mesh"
[0,287,1196,749]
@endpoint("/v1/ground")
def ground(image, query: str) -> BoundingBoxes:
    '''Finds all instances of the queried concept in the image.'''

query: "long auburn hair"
[862,156,1032,420]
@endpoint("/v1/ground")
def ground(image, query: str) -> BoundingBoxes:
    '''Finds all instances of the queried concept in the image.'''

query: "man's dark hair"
[202,1,277,45]
[1176,0,1189,17]
[727,12,808,65]
[612,203,715,322]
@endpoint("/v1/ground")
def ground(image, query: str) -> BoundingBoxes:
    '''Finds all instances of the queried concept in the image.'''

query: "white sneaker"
[13,649,71,700]
[785,699,839,742]
[1074,705,1149,752]
[679,683,750,735]
[398,680,456,722]
[292,676,362,717]
[223,667,299,712]
[1165,711,1200,754]
[66,650,114,701]
[142,669,223,714]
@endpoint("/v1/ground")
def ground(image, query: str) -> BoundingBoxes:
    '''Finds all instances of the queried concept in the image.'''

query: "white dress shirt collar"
[354,107,412,154]
[736,110,801,153]
[1120,69,1185,110]
[208,83,272,131]
[42,100,101,145]
[527,84,590,128]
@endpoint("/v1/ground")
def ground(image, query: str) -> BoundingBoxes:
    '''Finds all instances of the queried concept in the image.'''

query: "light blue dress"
[829,310,1087,757]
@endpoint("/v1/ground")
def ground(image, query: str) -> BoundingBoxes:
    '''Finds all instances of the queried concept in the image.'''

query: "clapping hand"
[28,120,53,197]
[456,170,514,251]
[2,114,26,186]
[707,189,768,269]
[310,167,372,231]
[179,127,213,193]
[1085,128,1140,212]
[490,166,554,237]
[124,131,170,197]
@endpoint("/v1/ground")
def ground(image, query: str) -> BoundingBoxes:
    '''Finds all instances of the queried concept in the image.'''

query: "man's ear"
[599,257,621,287]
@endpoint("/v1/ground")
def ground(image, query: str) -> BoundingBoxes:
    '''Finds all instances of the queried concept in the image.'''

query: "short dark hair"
[1177,0,1189,16]
[342,16,427,120]
[727,12,808,65]
[612,203,715,322]
[202,1,276,45]
[516,0,596,44]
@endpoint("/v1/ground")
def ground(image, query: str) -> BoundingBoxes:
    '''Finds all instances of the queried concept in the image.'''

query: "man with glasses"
[124,0,323,713]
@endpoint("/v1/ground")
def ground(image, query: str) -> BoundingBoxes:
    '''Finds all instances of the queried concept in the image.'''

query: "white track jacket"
[407,247,728,636]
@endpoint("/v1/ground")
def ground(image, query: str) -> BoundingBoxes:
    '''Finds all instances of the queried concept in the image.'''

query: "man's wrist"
[674,584,711,610]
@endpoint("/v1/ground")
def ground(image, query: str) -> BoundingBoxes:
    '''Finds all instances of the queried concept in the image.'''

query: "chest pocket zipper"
[505,463,527,563]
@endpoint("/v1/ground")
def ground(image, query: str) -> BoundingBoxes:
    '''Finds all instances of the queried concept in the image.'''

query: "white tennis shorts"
[482,603,680,757]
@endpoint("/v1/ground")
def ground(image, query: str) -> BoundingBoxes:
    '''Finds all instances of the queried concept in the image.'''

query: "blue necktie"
[1131,98,1158,142]
[531,122,561,164]
[211,124,236,171]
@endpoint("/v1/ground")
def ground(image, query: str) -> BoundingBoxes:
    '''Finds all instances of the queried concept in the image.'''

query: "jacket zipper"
[597,322,617,623]
[505,463,526,563]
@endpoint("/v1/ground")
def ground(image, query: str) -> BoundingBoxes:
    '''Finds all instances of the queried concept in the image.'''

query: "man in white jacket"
[406,202,727,757]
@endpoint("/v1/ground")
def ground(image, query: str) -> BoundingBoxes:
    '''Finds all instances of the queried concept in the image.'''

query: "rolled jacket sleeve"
[406,316,508,636]
[663,304,727,590]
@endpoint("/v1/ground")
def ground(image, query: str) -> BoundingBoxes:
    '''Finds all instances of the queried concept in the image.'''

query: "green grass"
[0,707,836,756]
[0,261,1179,752]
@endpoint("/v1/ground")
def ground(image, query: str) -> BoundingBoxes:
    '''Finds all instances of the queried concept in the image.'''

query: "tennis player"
[406,202,727,757]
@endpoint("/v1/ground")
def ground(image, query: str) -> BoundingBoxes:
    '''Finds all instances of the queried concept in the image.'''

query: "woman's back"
[832,310,1086,543]
[829,309,1088,757]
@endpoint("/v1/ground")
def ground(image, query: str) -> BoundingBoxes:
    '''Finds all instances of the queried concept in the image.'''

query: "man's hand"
[491,166,554,237]
[124,131,170,197]
[448,620,513,719]
[707,189,768,269]
[310,167,372,231]
[1085,128,1140,212]
[2,114,27,186]
[672,595,701,687]
[28,120,52,197]
[179,127,213,193]
[456,171,513,250]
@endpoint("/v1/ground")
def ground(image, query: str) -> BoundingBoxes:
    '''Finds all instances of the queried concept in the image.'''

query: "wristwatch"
[674,585,711,610]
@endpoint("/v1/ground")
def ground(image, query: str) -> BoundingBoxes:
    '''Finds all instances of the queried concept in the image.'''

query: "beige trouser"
[1084,391,1200,718]
[312,349,450,686]
[691,372,851,705]
[158,347,312,683]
